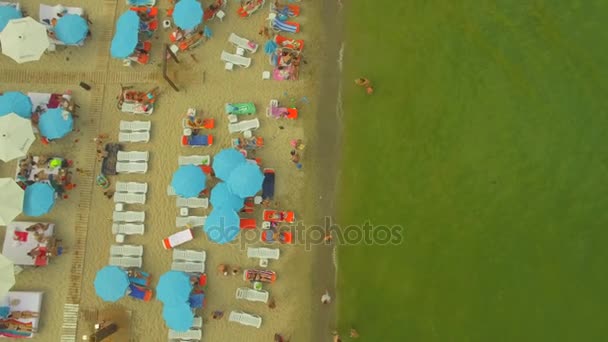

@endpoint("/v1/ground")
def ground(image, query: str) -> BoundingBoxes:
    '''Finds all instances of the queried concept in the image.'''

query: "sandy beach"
[0,0,340,341]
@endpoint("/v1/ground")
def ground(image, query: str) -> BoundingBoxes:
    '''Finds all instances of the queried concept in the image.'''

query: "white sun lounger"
[115,181,148,194]
[176,216,207,228]
[191,316,202,329]
[114,192,146,204]
[167,185,176,196]
[247,247,280,260]
[235,287,269,303]
[117,151,149,162]
[228,311,262,329]
[110,244,144,257]
[116,161,148,174]
[221,50,252,68]
[112,223,145,235]
[171,261,205,274]
[228,118,260,134]
[113,211,145,223]
[178,155,211,166]
[176,197,209,209]
[168,329,202,341]
[119,120,151,132]
[172,249,206,263]
[118,132,150,143]
[228,33,259,53]
[121,101,153,115]
[109,256,142,268]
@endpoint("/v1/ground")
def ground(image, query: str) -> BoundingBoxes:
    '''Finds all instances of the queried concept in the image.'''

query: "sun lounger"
[114,192,146,204]
[127,0,156,6]
[243,269,277,283]
[110,244,144,257]
[225,102,256,115]
[167,185,176,196]
[112,223,145,235]
[118,132,150,143]
[176,216,207,228]
[228,311,262,329]
[128,283,153,301]
[115,181,148,194]
[247,247,280,260]
[109,256,142,268]
[120,101,153,115]
[181,134,213,147]
[117,151,150,162]
[168,329,202,341]
[267,99,298,119]
[171,261,205,274]
[191,316,202,329]
[221,50,252,68]
[172,249,206,263]
[176,197,209,208]
[178,155,211,166]
[116,161,148,174]
[270,18,300,33]
[120,120,151,132]
[235,287,269,303]
[228,33,259,53]
[270,3,300,17]
[163,228,194,249]
[262,168,275,200]
[228,118,260,134]
[113,211,145,223]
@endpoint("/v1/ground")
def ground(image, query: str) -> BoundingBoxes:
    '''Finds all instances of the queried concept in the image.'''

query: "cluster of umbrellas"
[0,178,56,225]
[157,271,195,331]
[110,11,140,59]
[205,149,264,244]
[173,0,204,31]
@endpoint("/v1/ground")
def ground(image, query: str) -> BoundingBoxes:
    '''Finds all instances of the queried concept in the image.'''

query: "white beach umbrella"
[0,17,49,63]
[0,254,16,298]
[0,178,24,225]
[0,113,35,162]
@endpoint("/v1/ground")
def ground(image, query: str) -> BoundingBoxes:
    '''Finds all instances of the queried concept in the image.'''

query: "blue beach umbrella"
[23,183,55,217]
[110,11,139,58]
[0,6,21,32]
[264,40,277,54]
[38,108,73,140]
[156,271,192,305]
[210,182,244,211]
[54,14,88,45]
[173,0,203,30]
[0,91,32,118]
[162,303,194,332]
[204,207,240,244]
[171,165,206,198]
[212,148,246,181]
[227,161,264,198]
[203,25,212,39]
[94,266,130,302]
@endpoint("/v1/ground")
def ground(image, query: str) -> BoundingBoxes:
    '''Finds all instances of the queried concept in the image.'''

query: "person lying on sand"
[8,311,39,320]
[212,310,224,319]
[217,264,229,276]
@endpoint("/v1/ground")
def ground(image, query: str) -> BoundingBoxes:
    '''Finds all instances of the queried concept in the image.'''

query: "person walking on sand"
[350,328,360,338]
[321,289,332,304]
[290,150,302,169]
[355,77,374,95]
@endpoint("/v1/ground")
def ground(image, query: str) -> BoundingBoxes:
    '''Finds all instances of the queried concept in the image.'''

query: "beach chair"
[235,287,269,303]
[127,0,156,5]
[181,134,213,147]
[163,228,194,249]
[171,261,205,274]
[120,101,153,115]
[178,155,211,166]
[128,283,153,301]
[109,256,142,268]
[269,17,300,33]
[247,247,280,260]
[168,329,202,341]
[243,269,277,283]
[176,197,209,208]
[176,216,207,227]
[262,168,275,200]
[263,209,295,223]
[228,33,259,53]
[225,102,256,115]
[240,218,256,229]
[110,244,144,257]
[117,151,149,162]
[115,181,148,194]
[267,99,298,119]
[114,192,146,204]
[119,120,151,132]
[172,249,206,263]
[112,223,145,235]
[113,211,145,223]
[228,311,262,329]
[221,50,252,68]
[228,118,260,134]
[192,316,203,329]
[118,132,150,143]
[116,161,148,174]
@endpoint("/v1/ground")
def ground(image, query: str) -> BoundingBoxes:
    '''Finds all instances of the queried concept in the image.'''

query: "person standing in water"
[355,77,374,94]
